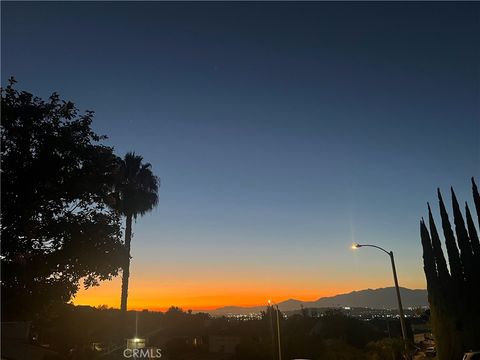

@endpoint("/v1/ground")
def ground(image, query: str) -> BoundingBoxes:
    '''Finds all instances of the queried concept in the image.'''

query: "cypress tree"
[450,188,475,284]
[465,203,480,259]
[427,203,450,282]
[473,177,480,228]
[420,219,455,360]
[465,202,480,300]
[421,181,480,360]
[437,189,463,283]
[420,219,438,287]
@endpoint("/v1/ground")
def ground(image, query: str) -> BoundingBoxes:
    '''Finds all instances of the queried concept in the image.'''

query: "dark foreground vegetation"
[3,304,419,360]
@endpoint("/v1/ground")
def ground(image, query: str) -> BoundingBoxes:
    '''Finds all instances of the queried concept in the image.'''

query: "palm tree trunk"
[120,213,132,312]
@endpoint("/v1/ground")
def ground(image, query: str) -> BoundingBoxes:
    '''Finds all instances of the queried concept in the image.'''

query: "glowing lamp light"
[126,337,146,349]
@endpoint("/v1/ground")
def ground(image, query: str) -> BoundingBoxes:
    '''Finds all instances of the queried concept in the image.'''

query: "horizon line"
[73,286,427,313]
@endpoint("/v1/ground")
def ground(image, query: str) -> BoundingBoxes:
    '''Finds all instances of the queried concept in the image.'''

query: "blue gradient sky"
[2,2,479,309]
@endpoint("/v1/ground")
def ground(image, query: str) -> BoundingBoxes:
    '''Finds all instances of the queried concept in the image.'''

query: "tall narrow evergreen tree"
[437,189,463,283]
[420,219,437,287]
[420,180,480,360]
[450,188,475,283]
[427,204,449,283]
[465,203,480,259]
[473,177,480,228]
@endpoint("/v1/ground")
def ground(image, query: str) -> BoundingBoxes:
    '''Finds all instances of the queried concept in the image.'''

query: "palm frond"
[109,152,160,217]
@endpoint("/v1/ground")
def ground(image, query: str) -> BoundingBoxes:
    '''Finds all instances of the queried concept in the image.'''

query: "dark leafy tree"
[366,338,405,360]
[311,310,383,349]
[420,179,480,359]
[109,152,159,311]
[0,78,124,320]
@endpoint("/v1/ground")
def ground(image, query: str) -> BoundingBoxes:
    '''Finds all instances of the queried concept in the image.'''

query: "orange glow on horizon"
[73,274,426,312]
[73,248,426,312]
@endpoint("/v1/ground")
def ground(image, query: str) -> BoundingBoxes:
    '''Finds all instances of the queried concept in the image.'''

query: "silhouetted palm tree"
[112,152,159,311]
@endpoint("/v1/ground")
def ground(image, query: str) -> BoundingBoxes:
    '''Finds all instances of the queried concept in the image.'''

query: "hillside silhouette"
[209,287,427,315]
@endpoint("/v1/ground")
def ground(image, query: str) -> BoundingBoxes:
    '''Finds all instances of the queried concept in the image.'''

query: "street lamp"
[267,300,282,360]
[351,243,408,345]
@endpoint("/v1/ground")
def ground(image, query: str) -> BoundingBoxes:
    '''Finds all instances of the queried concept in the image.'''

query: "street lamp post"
[351,244,408,347]
[268,300,282,360]
[267,300,275,360]
[274,304,282,360]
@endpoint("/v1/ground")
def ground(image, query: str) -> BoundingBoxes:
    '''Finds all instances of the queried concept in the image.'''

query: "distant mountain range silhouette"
[207,287,428,315]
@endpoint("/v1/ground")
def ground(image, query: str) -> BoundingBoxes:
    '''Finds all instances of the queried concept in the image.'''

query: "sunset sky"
[2,2,479,311]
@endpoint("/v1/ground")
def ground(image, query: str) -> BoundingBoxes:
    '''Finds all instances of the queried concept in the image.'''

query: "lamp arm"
[357,244,391,256]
